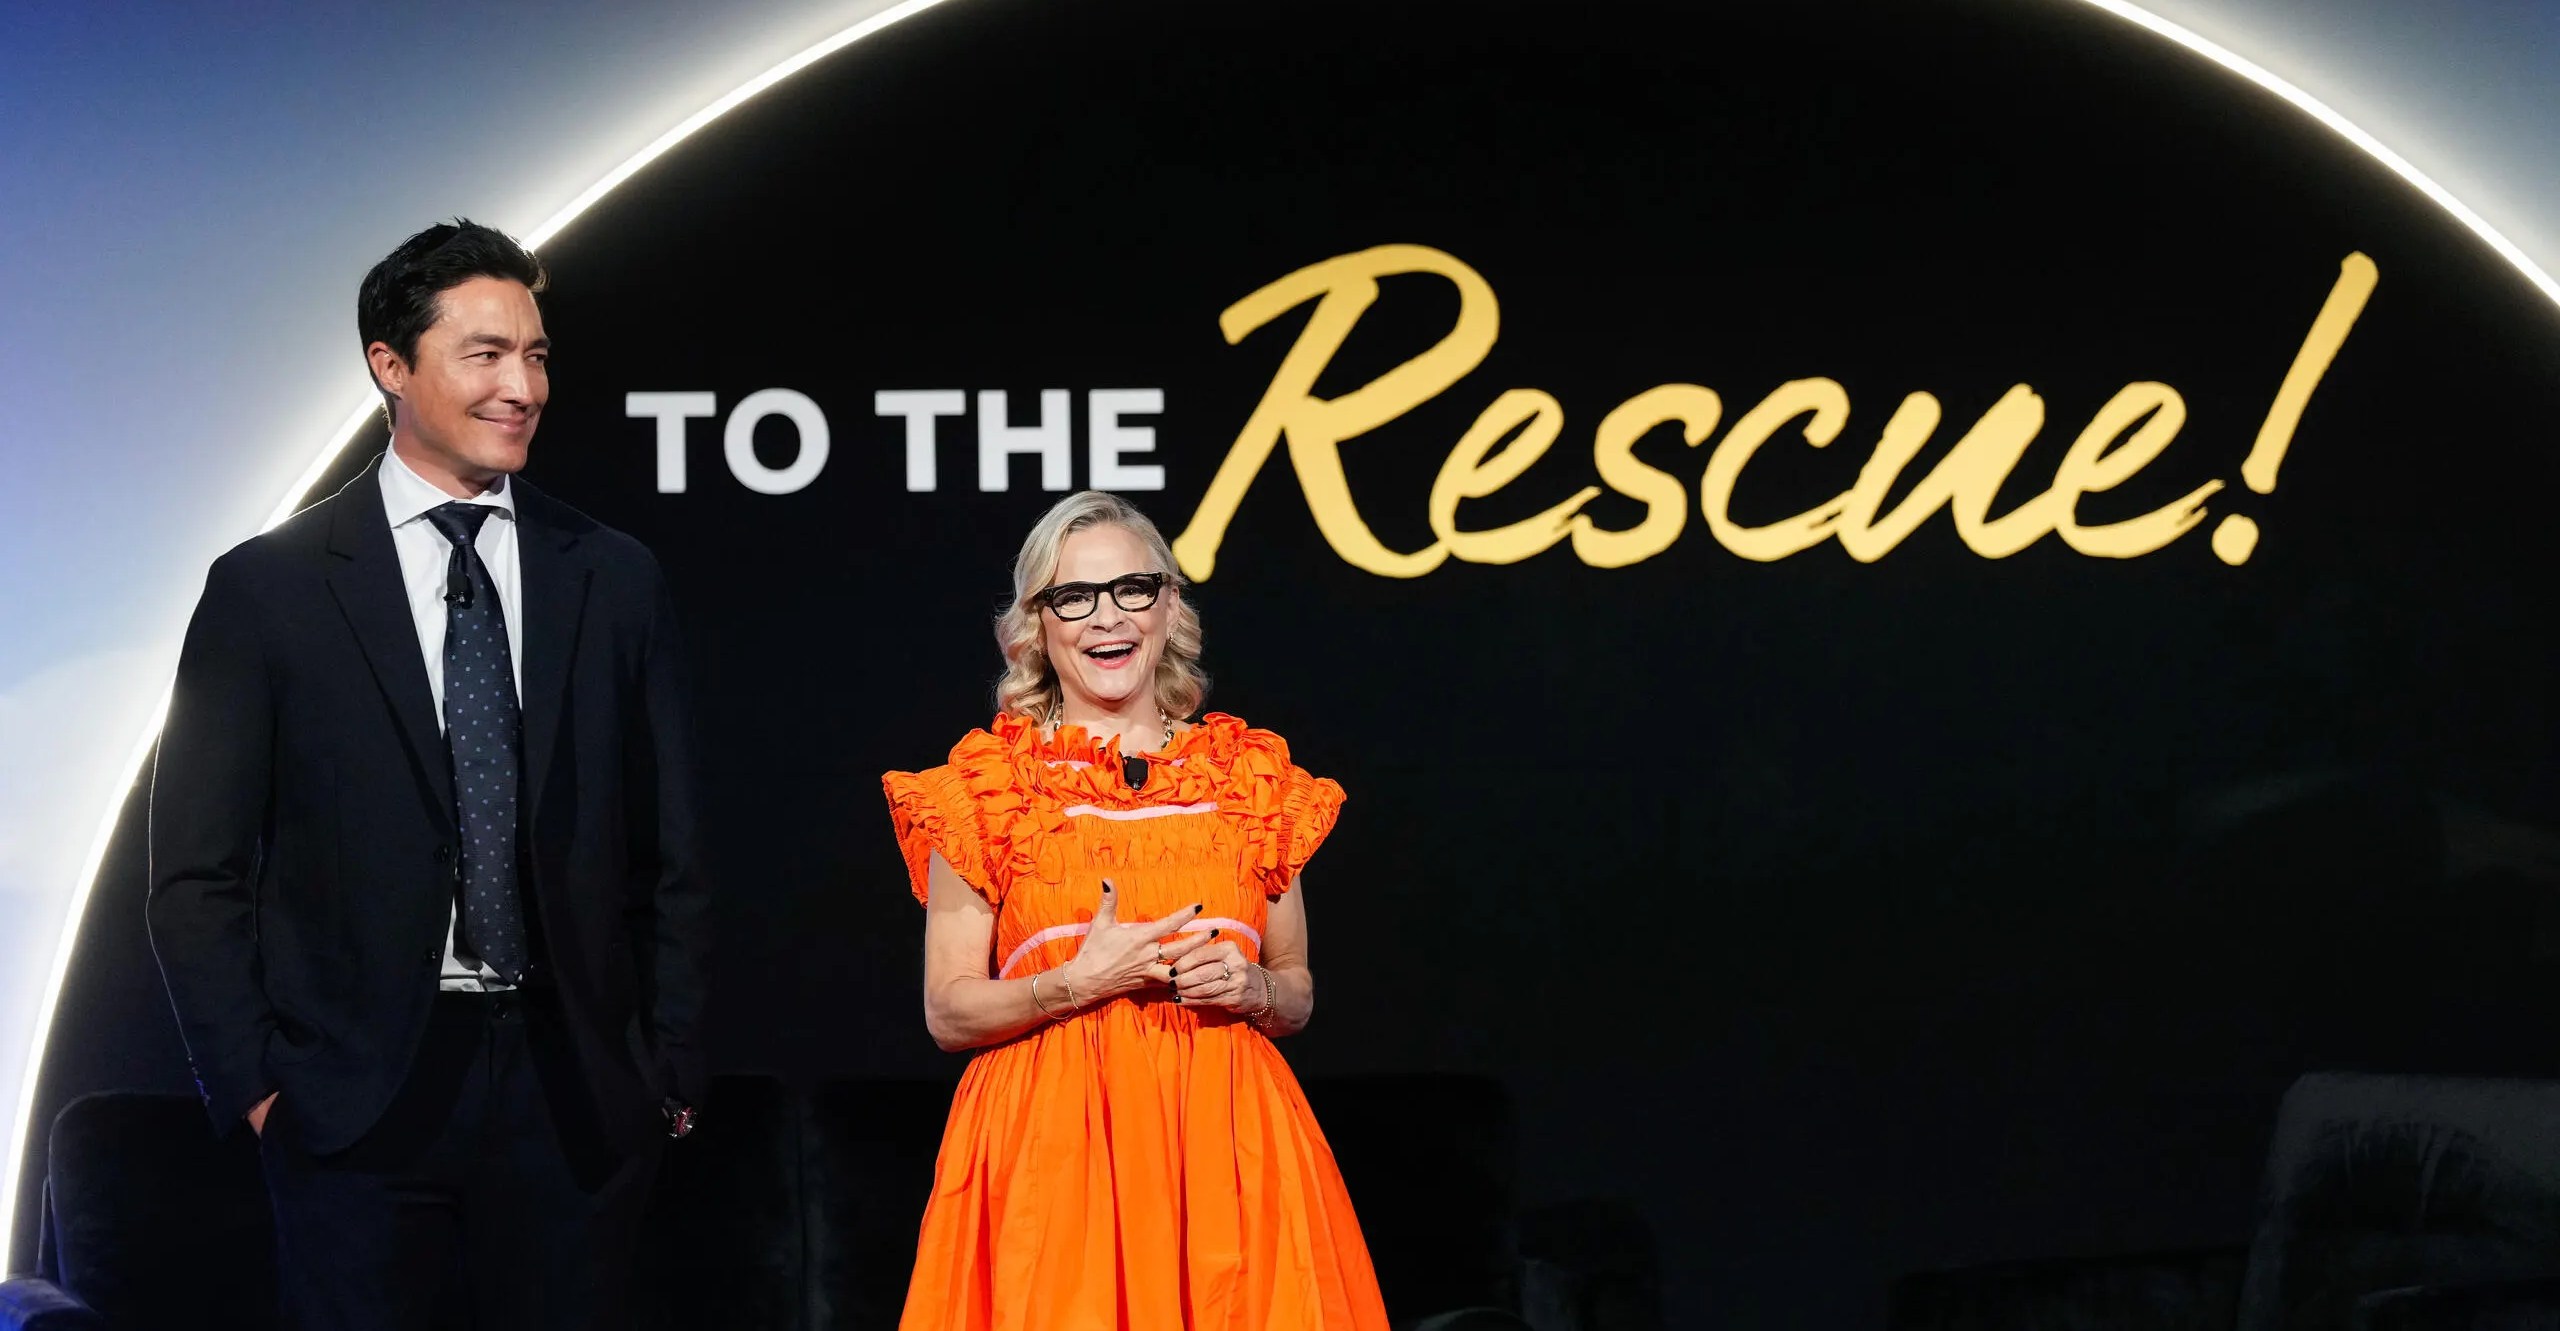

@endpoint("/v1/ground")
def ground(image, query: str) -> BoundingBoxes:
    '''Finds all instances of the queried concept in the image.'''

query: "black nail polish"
[1210,928,1221,939]
[1192,902,1204,912]
[1171,992,1183,1003]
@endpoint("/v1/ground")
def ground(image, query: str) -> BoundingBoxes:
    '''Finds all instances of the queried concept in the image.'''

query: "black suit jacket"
[147,455,710,1155]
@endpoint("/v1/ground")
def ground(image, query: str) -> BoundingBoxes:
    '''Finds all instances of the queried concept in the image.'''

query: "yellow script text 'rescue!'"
[1171,244,2376,579]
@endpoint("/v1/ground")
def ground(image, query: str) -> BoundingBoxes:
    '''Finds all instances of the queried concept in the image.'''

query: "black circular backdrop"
[44,0,2560,1324]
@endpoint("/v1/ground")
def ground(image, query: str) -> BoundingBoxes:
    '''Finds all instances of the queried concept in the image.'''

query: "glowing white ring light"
[2065,0,2560,310]
[9,0,2559,1266]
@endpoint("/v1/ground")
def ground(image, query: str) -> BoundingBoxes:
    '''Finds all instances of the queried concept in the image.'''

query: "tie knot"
[424,502,499,548]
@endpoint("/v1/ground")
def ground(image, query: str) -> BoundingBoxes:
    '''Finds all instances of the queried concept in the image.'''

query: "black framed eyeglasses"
[1035,572,1169,621]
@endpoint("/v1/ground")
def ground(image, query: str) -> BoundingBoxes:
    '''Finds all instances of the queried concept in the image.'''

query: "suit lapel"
[513,481,590,830]
[323,457,455,831]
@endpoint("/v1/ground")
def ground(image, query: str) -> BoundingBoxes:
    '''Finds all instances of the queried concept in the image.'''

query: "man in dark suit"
[147,220,709,1329]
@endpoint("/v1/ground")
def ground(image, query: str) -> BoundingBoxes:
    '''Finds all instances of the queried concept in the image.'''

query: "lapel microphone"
[1122,755,1149,789]
[444,560,475,609]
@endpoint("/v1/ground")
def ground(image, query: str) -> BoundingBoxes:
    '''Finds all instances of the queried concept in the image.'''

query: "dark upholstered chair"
[0,1092,271,1330]
[1891,1074,2560,1331]
[798,1077,962,1329]
[2242,1075,2560,1331]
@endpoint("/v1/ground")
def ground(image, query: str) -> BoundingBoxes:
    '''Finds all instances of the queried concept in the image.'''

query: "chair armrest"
[1888,1246,2250,1331]
[0,1277,106,1330]
[2353,1276,2560,1331]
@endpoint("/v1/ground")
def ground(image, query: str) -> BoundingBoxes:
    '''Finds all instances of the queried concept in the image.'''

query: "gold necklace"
[1046,703,1174,754]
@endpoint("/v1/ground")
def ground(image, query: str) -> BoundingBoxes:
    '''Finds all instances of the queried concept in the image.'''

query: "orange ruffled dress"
[882,713,1390,1331]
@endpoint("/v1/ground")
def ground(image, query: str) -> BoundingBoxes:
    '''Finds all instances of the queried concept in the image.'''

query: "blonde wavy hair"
[995,491,1208,722]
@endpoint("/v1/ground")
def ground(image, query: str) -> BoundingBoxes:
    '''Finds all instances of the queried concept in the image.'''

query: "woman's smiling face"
[1040,523,1176,718]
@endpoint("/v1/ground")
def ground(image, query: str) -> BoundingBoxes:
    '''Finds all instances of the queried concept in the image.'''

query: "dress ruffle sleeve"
[882,764,992,907]
[1211,717,1348,896]
[1270,766,1347,892]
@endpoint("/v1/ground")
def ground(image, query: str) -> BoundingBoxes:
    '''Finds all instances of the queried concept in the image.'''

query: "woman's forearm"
[1255,962,1315,1036]
[926,969,1081,1051]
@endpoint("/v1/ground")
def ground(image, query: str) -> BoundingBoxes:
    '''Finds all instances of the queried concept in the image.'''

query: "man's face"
[371,276,549,483]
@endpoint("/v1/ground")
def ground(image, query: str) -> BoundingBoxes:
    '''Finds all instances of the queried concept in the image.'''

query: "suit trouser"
[258,990,661,1331]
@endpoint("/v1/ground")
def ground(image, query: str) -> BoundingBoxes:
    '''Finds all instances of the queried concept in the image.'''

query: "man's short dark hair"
[356,219,548,429]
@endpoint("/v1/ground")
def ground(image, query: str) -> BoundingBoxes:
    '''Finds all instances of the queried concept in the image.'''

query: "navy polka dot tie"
[424,502,530,985]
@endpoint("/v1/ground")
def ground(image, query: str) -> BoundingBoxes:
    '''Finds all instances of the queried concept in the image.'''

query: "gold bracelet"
[1031,971,1066,1020]
[1245,963,1277,1028]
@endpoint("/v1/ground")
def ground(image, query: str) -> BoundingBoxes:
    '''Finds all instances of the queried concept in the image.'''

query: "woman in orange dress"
[882,490,1391,1331]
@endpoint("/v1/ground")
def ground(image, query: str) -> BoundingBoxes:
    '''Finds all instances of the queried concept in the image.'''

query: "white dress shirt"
[379,448,524,992]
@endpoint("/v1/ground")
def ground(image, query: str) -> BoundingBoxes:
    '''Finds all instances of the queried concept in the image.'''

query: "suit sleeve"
[634,557,711,1109]
[145,554,278,1134]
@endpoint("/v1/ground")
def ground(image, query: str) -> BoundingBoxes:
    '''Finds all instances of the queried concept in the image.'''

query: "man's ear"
[366,341,409,403]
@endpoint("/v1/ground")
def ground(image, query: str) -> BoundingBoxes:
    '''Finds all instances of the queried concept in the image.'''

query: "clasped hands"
[1049,879,1264,1014]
